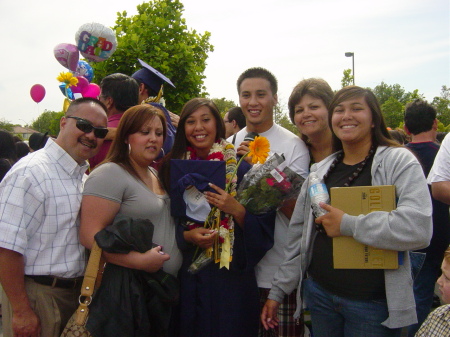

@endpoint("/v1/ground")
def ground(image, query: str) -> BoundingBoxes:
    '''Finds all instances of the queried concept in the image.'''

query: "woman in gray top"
[79,104,182,335]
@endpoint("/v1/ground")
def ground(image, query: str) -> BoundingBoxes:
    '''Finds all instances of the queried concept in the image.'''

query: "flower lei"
[185,139,238,268]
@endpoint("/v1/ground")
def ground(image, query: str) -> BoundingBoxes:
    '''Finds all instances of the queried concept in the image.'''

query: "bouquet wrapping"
[236,153,305,214]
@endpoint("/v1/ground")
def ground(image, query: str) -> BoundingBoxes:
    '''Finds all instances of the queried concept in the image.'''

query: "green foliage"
[277,113,298,135]
[432,85,450,126]
[0,119,14,132]
[211,97,237,116]
[274,101,298,135]
[90,0,214,114]
[381,97,404,129]
[341,69,354,88]
[373,82,408,106]
[373,82,426,129]
[31,110,64,136]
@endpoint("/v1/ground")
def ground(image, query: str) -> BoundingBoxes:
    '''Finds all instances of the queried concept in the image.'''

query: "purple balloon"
[54,43,79,71]
[71,76,89,94]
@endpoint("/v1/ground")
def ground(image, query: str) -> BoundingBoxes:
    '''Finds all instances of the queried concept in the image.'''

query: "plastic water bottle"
[308,172,329,217]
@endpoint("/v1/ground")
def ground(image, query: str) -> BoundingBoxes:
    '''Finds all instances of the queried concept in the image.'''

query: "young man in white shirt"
[229,67,310,336]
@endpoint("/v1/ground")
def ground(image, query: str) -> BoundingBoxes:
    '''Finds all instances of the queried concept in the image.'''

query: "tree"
[0,119,14,132]
[274,99,298,135]
[403,89,425,103]
[277,113,298,135]
[341,69,354,88]
[381,97,404,128]
[31,110,64,136]
[90,0,214,114]
[433,85,450,126]
[372,82,407,106]
[211,98,237,116]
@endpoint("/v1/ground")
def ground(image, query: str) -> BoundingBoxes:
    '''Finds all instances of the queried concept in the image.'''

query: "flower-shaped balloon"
[57,72,78,88]
[248,136,270,164]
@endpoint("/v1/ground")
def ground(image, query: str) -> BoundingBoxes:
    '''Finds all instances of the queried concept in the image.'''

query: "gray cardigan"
[268,146,433,329]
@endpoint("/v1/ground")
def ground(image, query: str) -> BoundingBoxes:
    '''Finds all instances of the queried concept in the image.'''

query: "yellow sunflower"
[56,72,78,87]
[248,136,270,164]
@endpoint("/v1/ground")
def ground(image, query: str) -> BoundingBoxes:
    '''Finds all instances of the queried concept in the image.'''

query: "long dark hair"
[328,86,398,151]
[159,98,224,190]
[102,104,166,181]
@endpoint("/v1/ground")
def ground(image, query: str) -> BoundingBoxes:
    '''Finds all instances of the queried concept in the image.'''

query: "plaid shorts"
[259,288,305,337]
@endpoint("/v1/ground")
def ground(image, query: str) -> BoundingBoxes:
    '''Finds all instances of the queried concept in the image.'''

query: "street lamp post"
[345,52,355,85]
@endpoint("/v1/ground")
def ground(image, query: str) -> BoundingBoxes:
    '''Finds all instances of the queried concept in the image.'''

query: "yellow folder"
[331,185,399,269]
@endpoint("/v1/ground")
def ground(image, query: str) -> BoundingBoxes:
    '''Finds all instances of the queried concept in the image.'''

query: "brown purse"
[60,242,104,337]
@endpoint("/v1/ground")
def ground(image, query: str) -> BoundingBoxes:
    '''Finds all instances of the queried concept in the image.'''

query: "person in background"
[288,78,334,164]
[159,97,276,337]
[132,58,180,161]
[28,132,49,152]
[89,73,139,170]
[263,86,432,336]
[0,130,17,182]
[416,246,450,336]
[436,132,447,144]
[0,98,108,337]
[403,99,450,336]
[15,141,30,160]
[428,130,450,206]
[224,106,246,141]
[229,67,309,337]
[389,129,409,145]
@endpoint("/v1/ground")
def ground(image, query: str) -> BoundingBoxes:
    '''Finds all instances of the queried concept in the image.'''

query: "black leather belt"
[26,275,83,289]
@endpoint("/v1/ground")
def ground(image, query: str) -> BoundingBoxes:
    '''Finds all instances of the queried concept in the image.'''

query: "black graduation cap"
[131,59,175,94]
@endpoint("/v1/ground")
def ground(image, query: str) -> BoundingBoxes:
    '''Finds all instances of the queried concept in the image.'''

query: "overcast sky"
[0,0,448,126]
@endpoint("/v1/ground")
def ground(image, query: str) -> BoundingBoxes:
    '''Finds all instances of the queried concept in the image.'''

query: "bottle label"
[309,183,327,197]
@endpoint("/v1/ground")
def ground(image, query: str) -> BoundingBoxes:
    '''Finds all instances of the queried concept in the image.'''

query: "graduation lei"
[185,139,238,270]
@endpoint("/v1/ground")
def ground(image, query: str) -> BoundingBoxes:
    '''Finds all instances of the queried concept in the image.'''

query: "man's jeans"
[303,277,402,337]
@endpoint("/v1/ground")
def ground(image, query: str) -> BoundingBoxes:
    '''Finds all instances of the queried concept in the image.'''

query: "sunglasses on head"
[66,116,109,139]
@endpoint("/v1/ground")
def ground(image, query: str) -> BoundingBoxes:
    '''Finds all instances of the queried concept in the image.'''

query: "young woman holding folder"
[262,86,432,337]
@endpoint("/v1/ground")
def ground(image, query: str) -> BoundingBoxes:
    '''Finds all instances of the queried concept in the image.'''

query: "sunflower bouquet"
[236,153,305,215]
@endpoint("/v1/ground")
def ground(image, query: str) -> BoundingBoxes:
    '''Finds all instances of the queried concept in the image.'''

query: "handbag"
[60,242,104,337]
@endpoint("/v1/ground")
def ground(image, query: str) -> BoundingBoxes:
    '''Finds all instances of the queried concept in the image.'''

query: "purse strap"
[75,241,104,325]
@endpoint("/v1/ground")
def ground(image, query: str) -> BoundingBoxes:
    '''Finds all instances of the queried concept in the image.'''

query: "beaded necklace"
[323,144,376,187]
[314,145,376,234]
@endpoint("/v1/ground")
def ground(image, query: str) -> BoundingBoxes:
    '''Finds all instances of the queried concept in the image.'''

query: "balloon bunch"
[52,22,117,110]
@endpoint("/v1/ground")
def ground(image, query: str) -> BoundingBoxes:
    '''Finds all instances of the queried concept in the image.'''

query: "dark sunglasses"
[66,116,109,139]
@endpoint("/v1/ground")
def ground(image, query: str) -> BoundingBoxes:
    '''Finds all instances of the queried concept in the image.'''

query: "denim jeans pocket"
[410,251,426,280]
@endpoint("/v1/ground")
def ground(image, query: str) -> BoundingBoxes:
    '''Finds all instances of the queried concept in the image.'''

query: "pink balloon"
[54,43,79,71]
[30,84,46,103]
[71,76,90,94]
[82,83,100,98]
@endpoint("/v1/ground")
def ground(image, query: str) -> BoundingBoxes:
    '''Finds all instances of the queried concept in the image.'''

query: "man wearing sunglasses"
[0,98,108,337]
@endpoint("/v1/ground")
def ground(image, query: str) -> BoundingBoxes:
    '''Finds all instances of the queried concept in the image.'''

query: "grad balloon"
[70,76,89,94]
[75,22,117,62]
[72,60,94,82]
[82,83,100,98]
[53,43,79,71]
[30,84,46,103]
